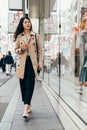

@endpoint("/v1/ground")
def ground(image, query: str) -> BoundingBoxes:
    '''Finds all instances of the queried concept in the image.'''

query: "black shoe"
[23,115,29,122]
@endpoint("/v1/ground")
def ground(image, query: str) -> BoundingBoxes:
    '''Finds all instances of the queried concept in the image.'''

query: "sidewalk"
[0,70,13,87]
[0,69,16,122]
[0,78,64,130]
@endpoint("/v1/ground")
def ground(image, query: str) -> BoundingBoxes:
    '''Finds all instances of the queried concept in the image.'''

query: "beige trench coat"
[15,31,43,79]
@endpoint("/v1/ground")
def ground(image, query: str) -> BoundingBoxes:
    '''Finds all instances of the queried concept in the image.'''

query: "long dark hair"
[14,17,32,41]
[8,51,12,56]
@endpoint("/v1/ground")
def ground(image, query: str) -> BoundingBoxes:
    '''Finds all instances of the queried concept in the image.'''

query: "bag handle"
[35,34,39,62]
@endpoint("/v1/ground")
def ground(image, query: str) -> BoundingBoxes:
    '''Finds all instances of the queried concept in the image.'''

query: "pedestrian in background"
[1,55,6,72]
[14,16,43,121]
[4,51,14,76]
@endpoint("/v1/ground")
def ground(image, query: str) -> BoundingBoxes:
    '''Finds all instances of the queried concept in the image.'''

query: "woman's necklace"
[24,35,30,43]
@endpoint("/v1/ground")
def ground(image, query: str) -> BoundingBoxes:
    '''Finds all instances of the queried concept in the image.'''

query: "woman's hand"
[38,65,43,71]
[37,65,42,74]
[21,43,29,51]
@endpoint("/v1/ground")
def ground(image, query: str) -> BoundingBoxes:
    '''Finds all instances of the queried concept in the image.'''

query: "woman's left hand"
[38,65,42,71]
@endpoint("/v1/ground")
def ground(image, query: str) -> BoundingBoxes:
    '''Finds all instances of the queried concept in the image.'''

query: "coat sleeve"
[15,35,25,55]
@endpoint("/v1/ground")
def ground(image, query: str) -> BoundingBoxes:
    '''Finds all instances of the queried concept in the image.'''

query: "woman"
[77,16,87,87]
[14,16,43,120]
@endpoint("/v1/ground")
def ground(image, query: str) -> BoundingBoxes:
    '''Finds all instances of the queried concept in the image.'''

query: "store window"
[43,0,87,124]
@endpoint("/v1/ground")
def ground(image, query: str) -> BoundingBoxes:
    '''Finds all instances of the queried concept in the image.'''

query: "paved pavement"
[0,70,14,122]
[0,74,64,130]
[0,71,13,87]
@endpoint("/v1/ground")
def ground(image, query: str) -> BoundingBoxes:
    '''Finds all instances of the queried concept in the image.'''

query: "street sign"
[9,0,23,10]
[8,12,23,33]
[44,15,58,34]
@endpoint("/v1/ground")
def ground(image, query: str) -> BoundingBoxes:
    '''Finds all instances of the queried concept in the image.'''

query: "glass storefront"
[43,0,87,124]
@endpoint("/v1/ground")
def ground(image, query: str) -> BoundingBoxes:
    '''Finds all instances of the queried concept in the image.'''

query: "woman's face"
[23,18,31,30]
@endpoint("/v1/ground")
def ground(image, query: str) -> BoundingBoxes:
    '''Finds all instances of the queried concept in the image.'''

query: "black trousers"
[19,56,35,105]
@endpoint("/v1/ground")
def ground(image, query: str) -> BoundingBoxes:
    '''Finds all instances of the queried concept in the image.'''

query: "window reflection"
[43,0,87,124]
